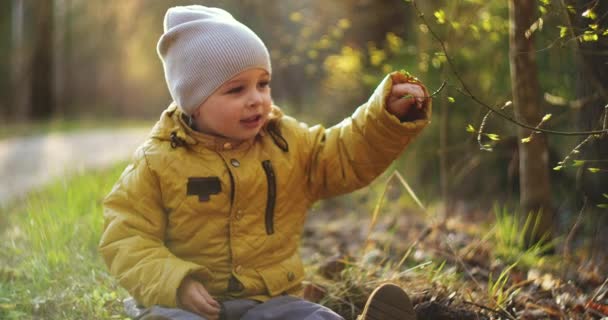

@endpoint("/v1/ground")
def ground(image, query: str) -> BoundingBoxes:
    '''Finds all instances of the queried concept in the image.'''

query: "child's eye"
[259,81,271,89]
[226,86,244,94]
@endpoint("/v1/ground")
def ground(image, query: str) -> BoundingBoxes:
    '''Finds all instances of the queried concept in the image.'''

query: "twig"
[362,170,426,255]
[396,226,433,269]
[562,197,587,276]
[477,109,494,151]
[402,81,447,99]
[603,103,608,135]
[589,277,608,304]
[462,300,512,319]
[556,135,595,168]
[409,0,608,136]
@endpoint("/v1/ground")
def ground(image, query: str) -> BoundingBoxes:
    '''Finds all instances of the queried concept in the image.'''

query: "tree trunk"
[53,0,67,117]
[508,0,554,243]
[30,0,55,119]
[10,0,29,122]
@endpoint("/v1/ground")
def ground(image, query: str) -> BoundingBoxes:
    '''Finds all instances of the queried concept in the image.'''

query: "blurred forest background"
[1,0,607,244]
[1,0,608,318]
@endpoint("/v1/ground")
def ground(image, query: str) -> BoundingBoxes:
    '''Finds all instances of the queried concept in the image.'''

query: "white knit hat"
[157,5,272,115]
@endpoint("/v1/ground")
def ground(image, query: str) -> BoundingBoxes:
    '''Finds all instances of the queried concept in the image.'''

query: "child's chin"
[231,131,260,142]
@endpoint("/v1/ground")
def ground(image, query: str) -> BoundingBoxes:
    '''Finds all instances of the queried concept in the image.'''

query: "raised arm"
[302,71,432,200]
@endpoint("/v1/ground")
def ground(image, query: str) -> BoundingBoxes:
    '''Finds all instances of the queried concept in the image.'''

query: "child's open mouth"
[240,114,263,128]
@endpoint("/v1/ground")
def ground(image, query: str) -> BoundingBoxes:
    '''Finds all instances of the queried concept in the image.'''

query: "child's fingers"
[393,83,429,110]
[194,284,221,314]
[191,296,220,319]
[391,83,426,102]
[196,285,220,309]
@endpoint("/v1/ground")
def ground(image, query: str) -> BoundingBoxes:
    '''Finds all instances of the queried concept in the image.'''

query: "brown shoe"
[358,283,416,320]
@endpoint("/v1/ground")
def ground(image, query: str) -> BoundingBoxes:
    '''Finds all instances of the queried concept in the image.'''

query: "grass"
[0,118,152,140]
[0,163,129,320]
[491,205,558,268]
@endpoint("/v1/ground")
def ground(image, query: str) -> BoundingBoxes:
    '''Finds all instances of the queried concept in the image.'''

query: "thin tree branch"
[409,0,608,136]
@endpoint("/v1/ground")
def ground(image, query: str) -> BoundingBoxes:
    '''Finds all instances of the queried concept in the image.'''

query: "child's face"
[192,68,272,141]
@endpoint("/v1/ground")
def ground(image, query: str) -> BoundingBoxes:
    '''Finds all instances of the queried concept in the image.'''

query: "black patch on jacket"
[187,177,221,202]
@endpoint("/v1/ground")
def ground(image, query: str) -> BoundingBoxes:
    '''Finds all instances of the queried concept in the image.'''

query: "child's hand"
[386,73,430,121]
[177,276,221,320]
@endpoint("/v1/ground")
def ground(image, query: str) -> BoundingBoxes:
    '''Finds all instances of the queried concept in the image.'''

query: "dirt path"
[0,128,149,206]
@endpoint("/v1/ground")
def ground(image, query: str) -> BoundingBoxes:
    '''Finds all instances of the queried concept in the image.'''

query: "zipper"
[261,160,276,235]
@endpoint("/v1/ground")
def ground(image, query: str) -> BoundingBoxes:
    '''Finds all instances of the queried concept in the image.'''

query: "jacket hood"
[149,103,198,146]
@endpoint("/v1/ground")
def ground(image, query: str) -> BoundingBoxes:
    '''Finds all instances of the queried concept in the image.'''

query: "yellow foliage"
[290,11,303,23]
[338,19,351,30]
[367,44,386,67]
[308,50,319,59]
[323,46,363,92]
[386,32,404,53]
[317,36,332,49]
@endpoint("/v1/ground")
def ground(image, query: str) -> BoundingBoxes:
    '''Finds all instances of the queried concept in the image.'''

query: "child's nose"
[247,90,264,107]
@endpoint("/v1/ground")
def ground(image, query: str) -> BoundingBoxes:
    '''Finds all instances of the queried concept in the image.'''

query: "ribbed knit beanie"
[157,5,272,115]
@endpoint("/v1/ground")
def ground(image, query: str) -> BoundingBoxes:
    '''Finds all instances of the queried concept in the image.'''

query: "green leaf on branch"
[448,96,455,103]
[567,5,576,14]
[434,10,446,24]
[588,167,601,173]
[521,136,532,143]
[553,165,563,171]
[582,31,599,42]
[582,9,597,20]
[573,160,585,167]
[597,204,608,209]
[603,193,608,199]
[485,133,500,141]
[541,114,552,122]
[466,124,476,133]
[558,26,568,38]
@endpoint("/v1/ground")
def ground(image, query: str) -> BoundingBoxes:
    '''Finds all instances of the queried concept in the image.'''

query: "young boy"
[99,5,430,320]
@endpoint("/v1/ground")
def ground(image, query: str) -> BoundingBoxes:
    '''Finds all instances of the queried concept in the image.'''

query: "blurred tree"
[509,0,554,242]
[53,0,68,116]
[30,0,55,119]
[568,0,608,206]
[9,0,29,121]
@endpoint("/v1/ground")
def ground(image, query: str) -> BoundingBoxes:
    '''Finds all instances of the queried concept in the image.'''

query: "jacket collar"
[150,103,258,152]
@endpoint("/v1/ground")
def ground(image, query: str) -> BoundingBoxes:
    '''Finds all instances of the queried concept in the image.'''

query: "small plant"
[492,205,556,268]
[487,262,519,309]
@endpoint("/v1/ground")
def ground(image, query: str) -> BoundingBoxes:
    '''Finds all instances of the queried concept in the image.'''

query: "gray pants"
[138,295,344,320]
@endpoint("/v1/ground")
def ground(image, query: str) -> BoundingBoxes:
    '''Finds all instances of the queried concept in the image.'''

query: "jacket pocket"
[256,252,304,296]
[262,160,276,235]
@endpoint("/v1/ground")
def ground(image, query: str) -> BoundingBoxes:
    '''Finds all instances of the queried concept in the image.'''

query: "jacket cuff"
[161,262,214,308]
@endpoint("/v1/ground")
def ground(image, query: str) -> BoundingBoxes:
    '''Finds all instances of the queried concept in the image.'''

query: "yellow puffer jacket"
[99,72,431,308]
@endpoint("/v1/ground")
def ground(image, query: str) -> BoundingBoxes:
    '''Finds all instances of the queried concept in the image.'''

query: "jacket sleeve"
[98,147,212,308]
[301,72,432,200]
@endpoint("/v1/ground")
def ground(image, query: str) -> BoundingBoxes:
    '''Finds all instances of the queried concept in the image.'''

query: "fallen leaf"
[586,301,608,316]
